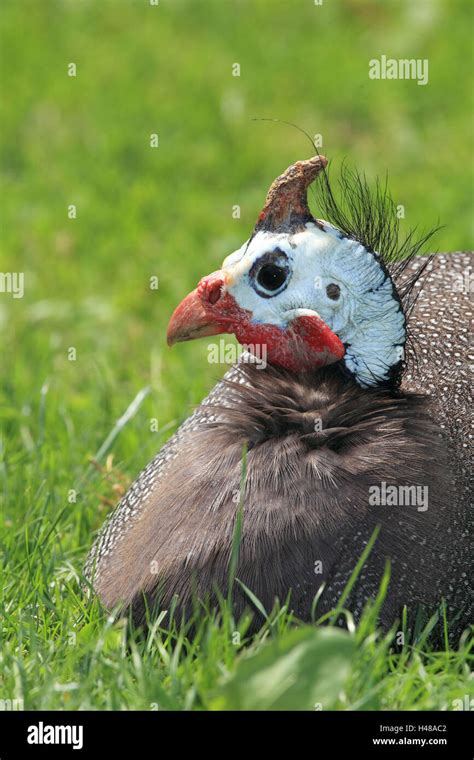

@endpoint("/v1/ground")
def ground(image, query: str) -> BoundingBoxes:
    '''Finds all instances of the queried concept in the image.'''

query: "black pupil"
[326,283,341,300]
[257,263,287,291]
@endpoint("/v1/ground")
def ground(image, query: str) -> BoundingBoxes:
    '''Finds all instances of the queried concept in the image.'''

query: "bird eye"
[326,283,341,301]
[257,263,287,291]
[250,249,290,298]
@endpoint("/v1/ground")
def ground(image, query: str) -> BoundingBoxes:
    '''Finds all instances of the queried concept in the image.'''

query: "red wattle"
[233,313,345,371]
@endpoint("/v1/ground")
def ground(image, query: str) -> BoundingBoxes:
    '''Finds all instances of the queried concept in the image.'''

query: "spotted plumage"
[85,157,472,639]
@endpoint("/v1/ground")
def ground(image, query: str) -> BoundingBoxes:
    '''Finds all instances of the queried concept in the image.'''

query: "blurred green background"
[0,0,472,711]
[0,0,472,521]
[0,0,472,504]
[0,0,473,522]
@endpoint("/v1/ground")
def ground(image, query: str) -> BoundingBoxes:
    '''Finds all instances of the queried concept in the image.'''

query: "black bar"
[0,710,471,757]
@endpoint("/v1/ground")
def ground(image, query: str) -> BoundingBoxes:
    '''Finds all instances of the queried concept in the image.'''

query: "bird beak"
[166,271,230,346]
[166,287,224,345]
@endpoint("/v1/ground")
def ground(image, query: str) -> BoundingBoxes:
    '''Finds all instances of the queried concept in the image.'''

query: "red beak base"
[166,286,225,345]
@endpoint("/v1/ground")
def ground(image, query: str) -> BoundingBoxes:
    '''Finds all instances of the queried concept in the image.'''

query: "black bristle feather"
[313,162,441,268]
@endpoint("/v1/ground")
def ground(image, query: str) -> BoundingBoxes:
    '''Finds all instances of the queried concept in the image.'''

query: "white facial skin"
[222,222,406,387]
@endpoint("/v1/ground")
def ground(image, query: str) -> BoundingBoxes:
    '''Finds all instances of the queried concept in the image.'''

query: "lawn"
[0,0,472,710]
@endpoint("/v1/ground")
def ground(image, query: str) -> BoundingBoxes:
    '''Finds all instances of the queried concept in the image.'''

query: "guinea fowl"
[85,155,472,638]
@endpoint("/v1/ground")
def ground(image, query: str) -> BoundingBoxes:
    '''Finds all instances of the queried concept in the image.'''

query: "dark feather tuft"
[313,162,440,266]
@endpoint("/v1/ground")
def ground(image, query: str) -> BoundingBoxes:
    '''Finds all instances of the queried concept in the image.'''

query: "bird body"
[85,157,472,638]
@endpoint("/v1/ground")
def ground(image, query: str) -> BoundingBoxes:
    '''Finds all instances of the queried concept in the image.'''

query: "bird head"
[167,155,407,387]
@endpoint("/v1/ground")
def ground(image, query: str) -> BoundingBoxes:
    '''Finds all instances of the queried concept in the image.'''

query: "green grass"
[0,0,472,710]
